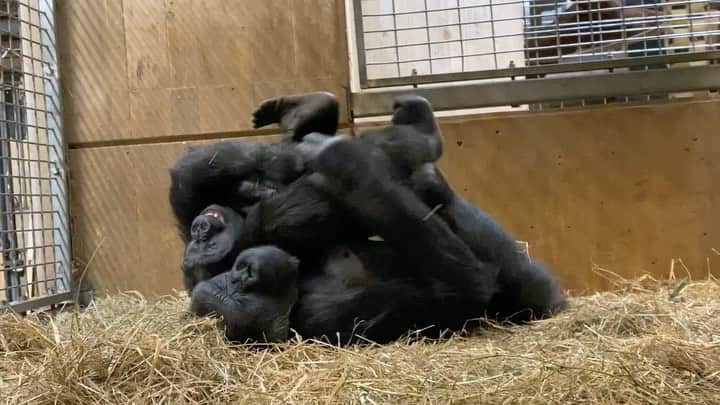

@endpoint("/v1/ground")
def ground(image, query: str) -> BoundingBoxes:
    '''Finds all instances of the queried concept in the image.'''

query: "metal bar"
[1,242,60,253]
[362,50,720,88]
[2,274,66,291]
[360,0,714,18]
[352,0,369,88]
[351,64,720,117]
[2,290,73,313]
[39,0,70,298]
[0,226,60,233]
[0,106,20,304]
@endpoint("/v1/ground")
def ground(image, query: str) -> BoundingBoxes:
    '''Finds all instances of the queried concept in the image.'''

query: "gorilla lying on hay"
[170,92,446,292]
[168,92,567,345]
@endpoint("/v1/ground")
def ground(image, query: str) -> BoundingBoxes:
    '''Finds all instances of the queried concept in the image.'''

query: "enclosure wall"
[57,0,350,145]
[59,1,720,298]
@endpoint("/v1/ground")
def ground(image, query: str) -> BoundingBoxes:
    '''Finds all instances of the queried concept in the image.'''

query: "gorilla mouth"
[203,208,224,223]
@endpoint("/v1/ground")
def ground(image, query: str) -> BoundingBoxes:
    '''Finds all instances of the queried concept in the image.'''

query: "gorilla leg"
[357,95,443,175]
[407,166,567,322]
[441,189,567,322]
[292,137,500,343]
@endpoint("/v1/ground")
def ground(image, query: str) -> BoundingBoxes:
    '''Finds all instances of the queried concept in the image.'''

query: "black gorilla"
[188,135,566,344]
[190,245,299,343]
[170,92,448,292]
[168,91,567,344]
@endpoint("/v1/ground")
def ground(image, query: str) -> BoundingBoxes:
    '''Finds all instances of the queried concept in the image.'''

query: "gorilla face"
[183,205,242,269]
[182,205,246,292]
[190,246,300,343]
[229,246,301,295]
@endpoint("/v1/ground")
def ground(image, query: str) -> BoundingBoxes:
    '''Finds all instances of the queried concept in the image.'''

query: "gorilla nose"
[191,216,213,240]
[198,218,211,232]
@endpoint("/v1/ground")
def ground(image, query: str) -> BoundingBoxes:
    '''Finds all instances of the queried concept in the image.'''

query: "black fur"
[169,91,567,345]
[190,246,299,343]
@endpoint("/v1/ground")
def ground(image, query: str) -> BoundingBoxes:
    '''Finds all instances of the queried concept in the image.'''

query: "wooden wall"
[57,0,350,145]
[435,100,720,292]
[58,1,720,298]
[57,0,350,297]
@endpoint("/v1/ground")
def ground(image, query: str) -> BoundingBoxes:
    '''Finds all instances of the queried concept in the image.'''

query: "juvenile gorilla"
[190,135,566,344]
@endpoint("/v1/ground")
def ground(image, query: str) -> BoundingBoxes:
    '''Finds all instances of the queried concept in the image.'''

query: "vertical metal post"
[38,0,70,294]
[0,80,21,303]
[352,0,369,88]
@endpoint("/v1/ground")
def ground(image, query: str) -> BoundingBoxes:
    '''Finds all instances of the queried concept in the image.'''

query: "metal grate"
[1,0,71,312]
[352,0,720,89]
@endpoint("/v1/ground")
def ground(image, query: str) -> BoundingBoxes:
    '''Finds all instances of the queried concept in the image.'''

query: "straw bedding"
[1,275,719,404]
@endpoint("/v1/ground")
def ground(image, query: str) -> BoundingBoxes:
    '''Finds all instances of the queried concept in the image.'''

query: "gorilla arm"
[169,141,306,242]
[252,91,340,141]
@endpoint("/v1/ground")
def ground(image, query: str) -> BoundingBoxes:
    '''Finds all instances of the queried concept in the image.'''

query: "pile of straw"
[1,275,719,404]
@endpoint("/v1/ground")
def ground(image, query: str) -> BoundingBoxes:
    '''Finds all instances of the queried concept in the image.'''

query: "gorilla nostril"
[199,220,210,233]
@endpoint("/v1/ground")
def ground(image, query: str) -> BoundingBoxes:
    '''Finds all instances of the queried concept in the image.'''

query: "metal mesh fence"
[353,0,720,96]
[1,0,71,312]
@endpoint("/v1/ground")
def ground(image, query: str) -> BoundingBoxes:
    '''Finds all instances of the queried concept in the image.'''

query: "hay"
[1,276,719,404]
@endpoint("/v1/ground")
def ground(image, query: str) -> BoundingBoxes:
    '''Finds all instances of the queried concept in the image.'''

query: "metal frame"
[352,64,720,117]
[38,0,70,299]
[352,0,720,87]
[1,0,72,313]
[349,0,720,113]
[2,290,72,313]
[361,51,720,88]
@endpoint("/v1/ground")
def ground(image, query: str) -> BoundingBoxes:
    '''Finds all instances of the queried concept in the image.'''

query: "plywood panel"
[124,0,171,90]
[293,0,349,79]
[57,0,130,144]
[59,0,350,144]
[435,100,720,293]
[69,134,284,298]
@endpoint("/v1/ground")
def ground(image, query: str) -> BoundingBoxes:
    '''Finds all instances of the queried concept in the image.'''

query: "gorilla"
[190,245,299,343]
[168,91,567,345]
[185,135,566,344]
[171,92,448,292]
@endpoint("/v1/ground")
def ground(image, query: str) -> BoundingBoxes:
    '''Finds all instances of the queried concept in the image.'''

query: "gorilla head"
[182,205,244,292]
[190,245,300,343]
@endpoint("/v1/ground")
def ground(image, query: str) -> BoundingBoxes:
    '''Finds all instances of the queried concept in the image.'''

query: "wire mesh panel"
[1,0,71,312]
[352,0,720,89]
